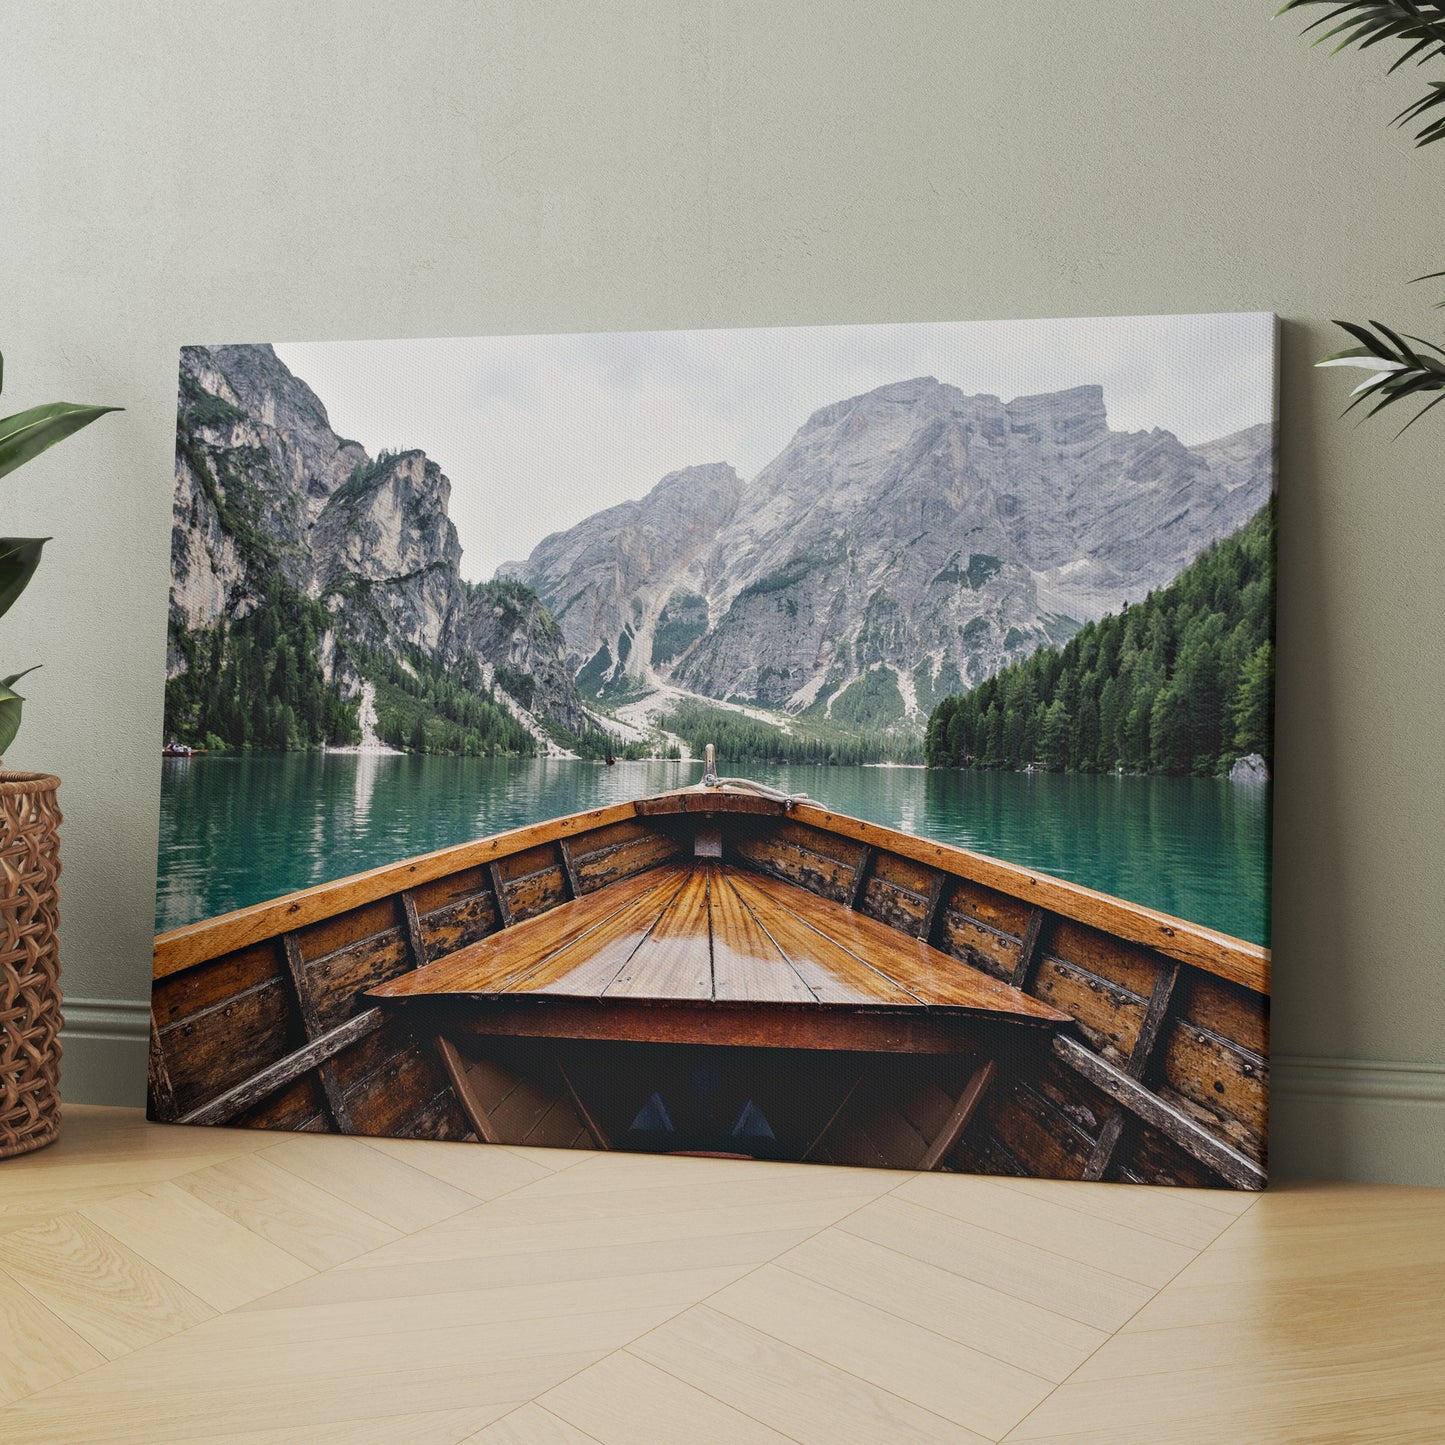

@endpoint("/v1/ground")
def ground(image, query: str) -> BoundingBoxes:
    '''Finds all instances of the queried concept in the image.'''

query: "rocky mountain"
[310,449,473,668]
[509,377,1274,725]
[167,345,588,749]
[500,462,745,696]
[171,345,367,631]
[468,580,589,736]
[169,348,1274,757]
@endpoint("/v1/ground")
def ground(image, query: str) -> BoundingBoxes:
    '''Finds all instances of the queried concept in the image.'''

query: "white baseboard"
[60,997,149,1109]
[53,999,1445,1184]
[62,997,150,1041]
[1273,1055,1445,1105]
[1270,1054,1445,1186]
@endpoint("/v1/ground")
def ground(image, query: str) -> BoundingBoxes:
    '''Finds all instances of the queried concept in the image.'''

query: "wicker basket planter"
[0,772,62,1159]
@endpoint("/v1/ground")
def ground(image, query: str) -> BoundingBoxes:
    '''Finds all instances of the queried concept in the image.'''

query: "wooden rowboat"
[148,772,1269,1189]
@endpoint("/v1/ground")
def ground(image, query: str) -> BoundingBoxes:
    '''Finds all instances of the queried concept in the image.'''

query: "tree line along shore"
[166,502,1273,779]
[925,501,1274,777]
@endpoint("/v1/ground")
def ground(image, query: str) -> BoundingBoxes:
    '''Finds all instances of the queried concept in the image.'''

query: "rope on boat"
[696,743,808,811]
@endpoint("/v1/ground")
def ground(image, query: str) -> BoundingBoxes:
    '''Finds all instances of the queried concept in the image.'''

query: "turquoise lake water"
[154,754,1271,945]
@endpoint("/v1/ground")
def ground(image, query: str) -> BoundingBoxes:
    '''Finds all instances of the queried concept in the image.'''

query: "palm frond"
[1316,318,1445,431]
[1395,78,1445,142]
[1393,387,1445,431]
[1279,1,1445,142]
[1406,269,1445,308]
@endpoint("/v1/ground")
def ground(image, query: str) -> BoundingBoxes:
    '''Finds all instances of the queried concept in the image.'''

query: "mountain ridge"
[508,374,1274,729]
[166,345,1273,761]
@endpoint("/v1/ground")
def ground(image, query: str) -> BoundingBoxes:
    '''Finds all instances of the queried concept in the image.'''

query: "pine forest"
[925,501,1274,776]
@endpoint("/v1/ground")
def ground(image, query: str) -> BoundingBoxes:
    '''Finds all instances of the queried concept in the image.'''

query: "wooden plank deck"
[370,862,1069,1026]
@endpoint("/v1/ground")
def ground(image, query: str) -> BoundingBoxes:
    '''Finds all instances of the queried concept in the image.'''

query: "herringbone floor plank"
[0,1108,1440,1443]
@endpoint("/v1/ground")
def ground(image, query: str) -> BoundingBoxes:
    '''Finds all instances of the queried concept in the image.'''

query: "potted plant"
[0,350,119,1157]
[1280,1,1445,427]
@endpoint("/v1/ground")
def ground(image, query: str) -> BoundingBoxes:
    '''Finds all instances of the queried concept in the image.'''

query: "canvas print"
[150,314,1275,1189]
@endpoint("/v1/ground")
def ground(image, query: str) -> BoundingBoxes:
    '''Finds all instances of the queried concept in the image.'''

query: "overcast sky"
[275,312,1275,583]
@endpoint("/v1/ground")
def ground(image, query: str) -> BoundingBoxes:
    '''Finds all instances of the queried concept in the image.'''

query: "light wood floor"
[0,1109,1441,1443]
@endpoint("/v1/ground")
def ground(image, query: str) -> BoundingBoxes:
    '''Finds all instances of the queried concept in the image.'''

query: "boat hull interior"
[149,790,1269,1189]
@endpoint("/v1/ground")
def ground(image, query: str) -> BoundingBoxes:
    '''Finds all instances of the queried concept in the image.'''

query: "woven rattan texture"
[0,772,62,1159]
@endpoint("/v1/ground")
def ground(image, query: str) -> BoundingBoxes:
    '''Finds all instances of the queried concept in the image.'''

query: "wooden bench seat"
[370,862,1068,1030]
[370,861,1072,1163]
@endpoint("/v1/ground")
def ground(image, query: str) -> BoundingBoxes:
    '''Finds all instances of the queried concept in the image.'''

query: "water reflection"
[157,756,1270,946]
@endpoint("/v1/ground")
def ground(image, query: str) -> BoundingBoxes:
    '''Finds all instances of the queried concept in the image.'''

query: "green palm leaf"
[0,539,48,624]
[0,673,35,755]
[0,400,123,482]
[0,348,120,751]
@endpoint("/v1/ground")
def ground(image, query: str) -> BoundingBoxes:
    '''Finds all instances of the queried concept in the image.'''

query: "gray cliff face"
[315,451,463,589]
[468,583,588,735]
[171,345,366,637]
[313,450,473,667]
[203,344,365,519]
[506,462,745,691]
[1186,422,1276,499]
[169,345,587,732]
[169,447,247,652]
[512,378,1274,721]
[678,378,1060,708]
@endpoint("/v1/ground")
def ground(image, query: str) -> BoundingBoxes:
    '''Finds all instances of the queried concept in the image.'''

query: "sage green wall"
[6,1,1442,1182]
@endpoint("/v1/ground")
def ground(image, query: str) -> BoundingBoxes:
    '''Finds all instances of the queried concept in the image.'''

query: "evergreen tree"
[925,500,1275,777]
[1040,699,1071,768]
[1232,641,1274,760]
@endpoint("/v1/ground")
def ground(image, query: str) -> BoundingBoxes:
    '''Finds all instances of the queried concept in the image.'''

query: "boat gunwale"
[151,798,641,981]
[785,803,1269,995]
[152,790,1270,996]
